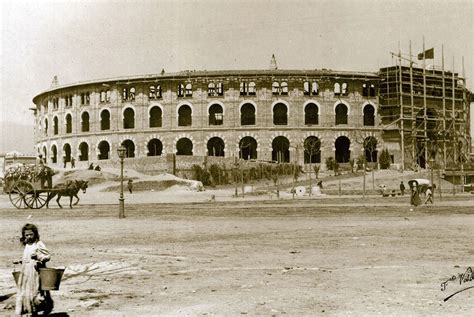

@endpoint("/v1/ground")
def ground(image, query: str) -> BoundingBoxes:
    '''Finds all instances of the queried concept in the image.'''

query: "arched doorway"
[304,136,321,163]
[147,139,163,156]
[176,138,193,155]
[65,114,72,133]
[271,136,290,162]
[207,137,225,156]
[121,139,135,158]
[79,142,89,161]
[81,112,90,132]
[51,145,57,163]
[209,104,224,126]
[63,143,71,164]
[98,141,110,160]
[335,136,350,163]
[239,136,257,160]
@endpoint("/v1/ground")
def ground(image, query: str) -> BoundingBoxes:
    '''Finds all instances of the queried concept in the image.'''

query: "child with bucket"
[14,223,54,316]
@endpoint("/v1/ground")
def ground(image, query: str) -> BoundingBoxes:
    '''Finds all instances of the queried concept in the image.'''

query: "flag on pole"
[417,48,434,60]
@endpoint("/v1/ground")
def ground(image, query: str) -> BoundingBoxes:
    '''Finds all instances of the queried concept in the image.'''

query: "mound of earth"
[102,175,204,192]
[54,169,120,186]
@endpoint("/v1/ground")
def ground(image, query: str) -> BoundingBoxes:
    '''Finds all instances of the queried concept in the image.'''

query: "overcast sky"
[1,0,473,152]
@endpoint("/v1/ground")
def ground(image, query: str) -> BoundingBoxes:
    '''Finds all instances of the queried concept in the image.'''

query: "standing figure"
[62,156,67,169]
[424,186,433,204]
[410,184,421,207]
[128,179,133,194]
[400,181,405,196]
[70,157,75,169]
[88,163,94,170]
[15,223,54,316]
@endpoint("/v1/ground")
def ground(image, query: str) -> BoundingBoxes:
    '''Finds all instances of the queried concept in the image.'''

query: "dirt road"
[1,199,473,316]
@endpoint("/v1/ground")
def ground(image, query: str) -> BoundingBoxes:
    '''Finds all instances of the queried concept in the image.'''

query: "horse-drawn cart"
[3,164,55,209]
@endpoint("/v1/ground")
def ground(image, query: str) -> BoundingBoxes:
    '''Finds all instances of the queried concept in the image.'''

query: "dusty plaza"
[1,193,473,316]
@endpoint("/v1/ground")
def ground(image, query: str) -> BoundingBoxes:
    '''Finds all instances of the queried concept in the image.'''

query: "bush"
[379,149,391,169]
[325,157,335,172]
[356,155,365,171]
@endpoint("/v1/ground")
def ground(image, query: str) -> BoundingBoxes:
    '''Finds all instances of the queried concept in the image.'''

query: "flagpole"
[442,45,446,170]
[452,55,455,196]
[422,36,428,169]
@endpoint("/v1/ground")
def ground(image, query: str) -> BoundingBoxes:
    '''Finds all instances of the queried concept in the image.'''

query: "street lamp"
[117,145,127,218]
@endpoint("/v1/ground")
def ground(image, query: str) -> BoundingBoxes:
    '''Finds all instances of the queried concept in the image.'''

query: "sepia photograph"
[1,0,473,315]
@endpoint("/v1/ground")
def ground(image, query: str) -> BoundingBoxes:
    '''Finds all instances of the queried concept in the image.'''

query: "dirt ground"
[0,196,473,316]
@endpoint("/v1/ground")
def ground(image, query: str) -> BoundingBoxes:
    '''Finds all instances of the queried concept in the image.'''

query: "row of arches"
[41,103,376,135]
[39,136,379,165]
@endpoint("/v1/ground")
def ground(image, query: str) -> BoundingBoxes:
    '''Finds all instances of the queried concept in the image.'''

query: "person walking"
[71,157,75,169]
[128,179,133,194]
[400,181,405,196]
[410,184,421,207]
[14,223,54,316]
[424,186,433,204]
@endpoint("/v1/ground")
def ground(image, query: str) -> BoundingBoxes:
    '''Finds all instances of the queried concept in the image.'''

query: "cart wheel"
[26,191,49,209]
[9,180,34,209]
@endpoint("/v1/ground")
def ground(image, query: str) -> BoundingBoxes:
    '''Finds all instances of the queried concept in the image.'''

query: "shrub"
[356,155,365,171]
[379,149,391,169]
[325,157,335,172]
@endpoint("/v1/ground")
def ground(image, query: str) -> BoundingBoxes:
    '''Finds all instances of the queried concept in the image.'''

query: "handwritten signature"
[441,267,474,301]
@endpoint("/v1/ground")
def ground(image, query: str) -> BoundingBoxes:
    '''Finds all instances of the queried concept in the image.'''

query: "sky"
[0,0,473,153]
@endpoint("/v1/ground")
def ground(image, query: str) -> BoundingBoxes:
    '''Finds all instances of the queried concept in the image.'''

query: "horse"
[46,180,88,209]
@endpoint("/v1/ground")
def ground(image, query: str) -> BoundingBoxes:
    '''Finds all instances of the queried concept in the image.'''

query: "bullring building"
[31,56,471,171]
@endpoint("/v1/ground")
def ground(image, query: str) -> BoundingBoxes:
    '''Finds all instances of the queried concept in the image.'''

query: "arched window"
[335,136,350,163]
[272,82,280,95]
[273,103,288,125]
[208,83,216,96]
[185,83,193,97]
[123,108,135,129]
[342,83,348,95]
[239,136,257,160]
[98,141,110,160]
[207,137,225,156]
[43,146,47,164]
[53,116,59,135]
[63,143,71,164]
[304,136,321,163]
[272,136,290,163]
[177,83,185,97]
[129,87,136,101]
[100,110,110,130]
[209,104,223,126]
[176,138,193,155]
[44,119,48,136]
[335,103,348,125]
[334,83,341,95]
[240,103,256,125]
[149,106,162,128]
[51,145,57,163]
[79,142,89,161]
[147,139,163,156]
[65,114,72,133]
[178,105,192,126]
[121,140,135,158]
[81,112,90,132]
[281,82,288,95]
[304,103,319,125]
[363,104,375,126]
[248,82,256,95]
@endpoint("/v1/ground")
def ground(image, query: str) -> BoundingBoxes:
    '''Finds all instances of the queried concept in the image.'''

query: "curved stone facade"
[32,69,383,169]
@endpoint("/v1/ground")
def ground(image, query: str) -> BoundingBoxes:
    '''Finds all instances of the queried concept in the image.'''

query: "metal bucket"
[39,268,65,290]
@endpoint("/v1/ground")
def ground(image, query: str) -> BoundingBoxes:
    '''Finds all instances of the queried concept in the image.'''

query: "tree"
[379,149,391,169]
[304,137,321,196]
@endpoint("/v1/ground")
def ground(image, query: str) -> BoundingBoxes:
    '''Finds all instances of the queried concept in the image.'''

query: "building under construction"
[379,61,471,174]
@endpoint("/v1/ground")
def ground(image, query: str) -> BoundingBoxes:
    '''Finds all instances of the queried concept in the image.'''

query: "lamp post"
[117,145,127,218]
[429,158,435,203]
